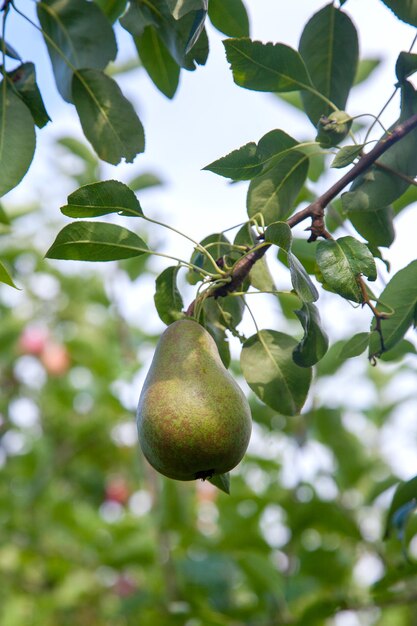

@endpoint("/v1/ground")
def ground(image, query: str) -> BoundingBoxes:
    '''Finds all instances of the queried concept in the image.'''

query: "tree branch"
[186,112,417,316]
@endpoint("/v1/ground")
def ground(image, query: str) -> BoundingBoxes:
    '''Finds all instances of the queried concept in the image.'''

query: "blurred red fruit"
[41,342,70,376]
[18,327,49,356]
[105,478,130,505]
[113,574,137,597]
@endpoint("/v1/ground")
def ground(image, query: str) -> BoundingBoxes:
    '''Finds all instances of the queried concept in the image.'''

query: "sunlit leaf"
[46,221,149,261]
[61,180,143,218]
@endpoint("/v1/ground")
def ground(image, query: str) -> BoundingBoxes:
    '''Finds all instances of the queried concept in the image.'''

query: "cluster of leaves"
[3,0,417,619]
[43,2,417,416]
[1,151,417,625]
[0,0,249,198]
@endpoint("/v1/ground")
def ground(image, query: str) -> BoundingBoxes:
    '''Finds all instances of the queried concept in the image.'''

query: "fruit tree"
[2,1,417,624]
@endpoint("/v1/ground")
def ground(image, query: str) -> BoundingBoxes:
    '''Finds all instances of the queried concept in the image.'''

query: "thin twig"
[185,112,417,315]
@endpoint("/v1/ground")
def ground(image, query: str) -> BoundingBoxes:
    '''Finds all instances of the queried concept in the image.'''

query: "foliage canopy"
[2,0,417,624]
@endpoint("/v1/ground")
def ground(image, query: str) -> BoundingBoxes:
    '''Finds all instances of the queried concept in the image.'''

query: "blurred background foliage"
[1,136,417,626]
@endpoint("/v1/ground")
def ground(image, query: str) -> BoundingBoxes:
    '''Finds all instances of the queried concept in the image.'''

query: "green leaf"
[223,38,313,93]
[72,69,145,165]
[277,235,319,302]
[58,137,97,164]
[354,57,381,86]
[61,180,143,218]
[94,0,127,22]
[202,296,244,368]
[240,330,312,416]
[46,221,149,262]
[293,302,329,367]
[291,253,320,303]
[393,181,417,215]
[205,129,303,182]
[208,472,230,494]
[0,87,36,197]
[299,4,359,126]
[247,152,309,223]
[37,0,117,102]
[339,332,370,359]
[316,110,352,148]
[134,27,180,98]
[396,51,417,83]
[279,238,318,275]
[380,0,417,26]
[316,236,377,303]
[154,266,184,325]
[265,221,292,250]
[0,203,10,225]
[121,0,208,70]
[342,82,417,212]
[249,256,275,292]
[0,260,19,289]
[385,476,417,540]
[203,143,260,180]
[380,338,417,361]
[128,173,164,192]
[0,37,21,60]
[166,0,206,20]
[348,205,395,248]
[331,144,364,169]
[7,63,50,128]
[119,1,157,36]
[208,0,249,37]
[369,260,417,358]
[187,233,230,284]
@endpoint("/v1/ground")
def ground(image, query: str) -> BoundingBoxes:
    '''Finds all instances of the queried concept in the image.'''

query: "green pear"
[137,319,252,481]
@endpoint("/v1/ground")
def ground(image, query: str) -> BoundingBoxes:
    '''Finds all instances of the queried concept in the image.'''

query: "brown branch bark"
[186,112,417,316]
